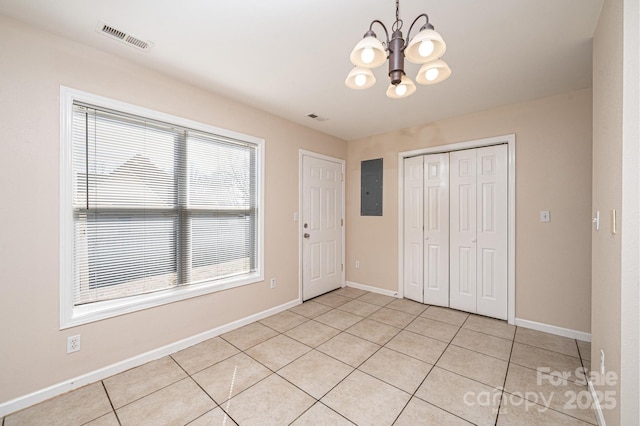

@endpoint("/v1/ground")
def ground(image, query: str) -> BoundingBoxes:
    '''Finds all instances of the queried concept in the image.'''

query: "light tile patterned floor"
[3,288,596,425]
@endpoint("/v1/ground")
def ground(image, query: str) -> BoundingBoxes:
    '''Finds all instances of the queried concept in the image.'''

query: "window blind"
[72,103,258,306]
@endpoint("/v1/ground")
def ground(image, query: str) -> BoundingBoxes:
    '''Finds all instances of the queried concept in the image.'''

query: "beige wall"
[0,15,346,405]
[592,0,640,423]
[346,89,593,333]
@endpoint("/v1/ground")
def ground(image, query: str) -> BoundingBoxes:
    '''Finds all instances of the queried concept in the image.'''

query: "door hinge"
[341,219,344,226]
[341,263,344,271]
[341,173,344,182]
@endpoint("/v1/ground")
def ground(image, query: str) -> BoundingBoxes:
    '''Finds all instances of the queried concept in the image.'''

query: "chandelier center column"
[388,29,405,85]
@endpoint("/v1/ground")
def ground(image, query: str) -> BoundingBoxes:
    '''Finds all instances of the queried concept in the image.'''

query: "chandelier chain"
[392,0,403,32]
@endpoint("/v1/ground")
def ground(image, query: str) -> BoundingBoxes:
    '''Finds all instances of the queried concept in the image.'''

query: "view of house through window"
[70,102,259,308]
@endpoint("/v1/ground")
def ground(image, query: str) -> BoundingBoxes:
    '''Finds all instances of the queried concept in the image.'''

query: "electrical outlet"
[540,210,550,222]
[355,260,360,269]
[67,335,81,353]
[270,278,277,289]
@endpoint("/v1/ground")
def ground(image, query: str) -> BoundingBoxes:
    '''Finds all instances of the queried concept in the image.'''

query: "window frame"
[60,86,264,329]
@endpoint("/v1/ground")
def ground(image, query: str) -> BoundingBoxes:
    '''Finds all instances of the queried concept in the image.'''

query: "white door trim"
[299,150,346,302]
[397,134,516,324]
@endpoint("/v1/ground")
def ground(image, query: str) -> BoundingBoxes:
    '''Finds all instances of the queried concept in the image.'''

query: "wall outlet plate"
[270,278,276,289]
[540,210,550,222]
[67,335,81,353]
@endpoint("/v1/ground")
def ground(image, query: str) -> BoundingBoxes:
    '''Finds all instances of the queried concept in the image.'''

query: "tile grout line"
[286,400,353,425]
[510,340,584,363]
[513,338,583,358]
[460,325,516,342]
[494,323,517,425]
[99,380,122,426]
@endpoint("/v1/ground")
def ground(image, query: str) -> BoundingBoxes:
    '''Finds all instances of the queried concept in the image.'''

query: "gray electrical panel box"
[361,158,383,216]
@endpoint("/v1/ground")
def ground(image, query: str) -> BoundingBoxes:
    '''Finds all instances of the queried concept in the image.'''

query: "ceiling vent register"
[96,21,154,52]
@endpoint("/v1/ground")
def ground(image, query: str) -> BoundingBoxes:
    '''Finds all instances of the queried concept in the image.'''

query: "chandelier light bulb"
[355,73,367,87]
[425,67,439,81]
[361,47,375,64]
[395,84,408,96]
[418,39,435,57]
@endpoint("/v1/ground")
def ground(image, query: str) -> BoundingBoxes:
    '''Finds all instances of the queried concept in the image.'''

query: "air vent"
[96,21,154,52]
[306,113,328,122]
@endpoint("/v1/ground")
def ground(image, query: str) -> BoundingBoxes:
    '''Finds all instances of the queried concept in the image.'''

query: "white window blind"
[71,102,259,307]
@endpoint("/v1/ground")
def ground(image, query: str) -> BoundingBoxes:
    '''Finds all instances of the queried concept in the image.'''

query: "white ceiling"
[0,0,603,141]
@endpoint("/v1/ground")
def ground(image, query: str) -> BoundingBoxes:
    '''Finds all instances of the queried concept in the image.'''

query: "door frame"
[397,134,516,324]
[299,150,346,302]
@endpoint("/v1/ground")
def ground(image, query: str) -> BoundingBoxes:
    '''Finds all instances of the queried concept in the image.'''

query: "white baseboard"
[515,318,592,342]
[0,299,300,418]
[345,281,400,298]
[588,379,606,425]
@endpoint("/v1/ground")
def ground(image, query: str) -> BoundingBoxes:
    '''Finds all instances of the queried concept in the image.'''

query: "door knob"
[304,233,310,239]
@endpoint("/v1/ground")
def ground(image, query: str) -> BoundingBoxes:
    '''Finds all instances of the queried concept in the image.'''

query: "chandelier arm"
[368,19,390,47]
[405,13,432,48]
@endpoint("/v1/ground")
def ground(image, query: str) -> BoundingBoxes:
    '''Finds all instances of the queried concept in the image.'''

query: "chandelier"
[345,0,451,99]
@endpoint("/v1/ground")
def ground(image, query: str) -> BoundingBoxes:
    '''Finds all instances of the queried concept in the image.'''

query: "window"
[60,87,264,328]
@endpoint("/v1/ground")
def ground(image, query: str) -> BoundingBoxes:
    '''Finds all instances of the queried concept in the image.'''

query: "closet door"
[476,144,508,320]
[449,149,478,313]
[423,153,450,306]
[403,156,424,303]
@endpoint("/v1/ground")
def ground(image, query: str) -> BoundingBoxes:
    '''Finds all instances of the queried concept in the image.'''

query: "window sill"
[60,272,263,329]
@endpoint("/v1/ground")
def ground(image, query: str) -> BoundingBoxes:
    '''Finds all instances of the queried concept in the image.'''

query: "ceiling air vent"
[96,21,154,52]
[307,113,328,122]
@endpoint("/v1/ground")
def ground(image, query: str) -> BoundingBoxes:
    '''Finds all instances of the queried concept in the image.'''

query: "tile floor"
[3,288,596,425]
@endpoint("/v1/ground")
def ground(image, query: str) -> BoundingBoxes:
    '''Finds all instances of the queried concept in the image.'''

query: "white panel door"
[423,153,450,306]
[476,145,508,319]
[302,155,343,300]
[403,156,424,303]
[449,149,478,313]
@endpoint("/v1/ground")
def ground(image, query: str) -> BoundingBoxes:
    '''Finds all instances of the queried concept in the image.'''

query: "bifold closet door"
[403,154,449,304]
[423,154,450,306]
[403,156,424,303]
[449,149,478,313]
[450,145,508,319]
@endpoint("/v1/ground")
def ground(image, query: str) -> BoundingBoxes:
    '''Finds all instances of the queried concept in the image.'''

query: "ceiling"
[0,0,603,141]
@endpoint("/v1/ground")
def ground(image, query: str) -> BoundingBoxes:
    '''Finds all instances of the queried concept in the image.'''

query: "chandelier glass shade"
[345,0,451,99]
[385,74,416,99]
[345,66,376,90]
[416,59,452,85]
[349,36,387,68]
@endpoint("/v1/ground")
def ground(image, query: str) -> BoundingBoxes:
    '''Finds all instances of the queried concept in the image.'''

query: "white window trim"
[59,86,265,329]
